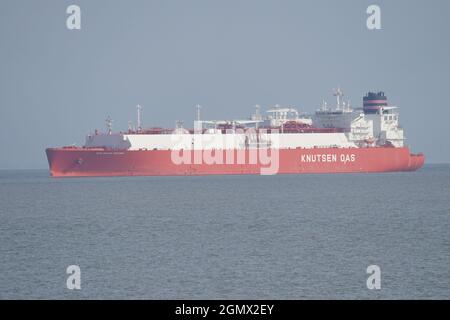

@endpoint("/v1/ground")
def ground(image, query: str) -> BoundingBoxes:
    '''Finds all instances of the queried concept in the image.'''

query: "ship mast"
[196,104,202,121]
[333,87,344,110]
[254,105,261,129]
[137,104,143,132]
[194,104,203,133]
[106,116,113,135]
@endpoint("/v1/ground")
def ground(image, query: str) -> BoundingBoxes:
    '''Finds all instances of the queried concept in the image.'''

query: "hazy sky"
[1,0,449,168]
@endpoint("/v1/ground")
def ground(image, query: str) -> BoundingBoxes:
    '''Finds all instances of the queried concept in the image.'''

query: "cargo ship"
[46,90,424,177]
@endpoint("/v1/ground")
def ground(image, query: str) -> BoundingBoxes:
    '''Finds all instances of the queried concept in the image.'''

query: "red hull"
[45,147,424,177]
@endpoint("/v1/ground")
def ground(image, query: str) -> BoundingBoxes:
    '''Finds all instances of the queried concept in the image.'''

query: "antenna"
[254,105,261,119]
[196,104,202,121]
[274,104,280,119]
[333,87,344,109]
[137,105,143,131]
[254,105,261,129]
[106,116,113,135]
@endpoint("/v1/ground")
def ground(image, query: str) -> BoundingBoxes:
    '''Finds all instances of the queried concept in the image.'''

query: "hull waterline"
[46,147,425,177]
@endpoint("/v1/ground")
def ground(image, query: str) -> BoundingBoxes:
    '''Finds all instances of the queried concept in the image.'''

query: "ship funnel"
[363,91,387,114]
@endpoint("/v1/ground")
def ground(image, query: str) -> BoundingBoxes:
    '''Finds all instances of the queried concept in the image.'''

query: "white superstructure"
[84,90,405,151]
